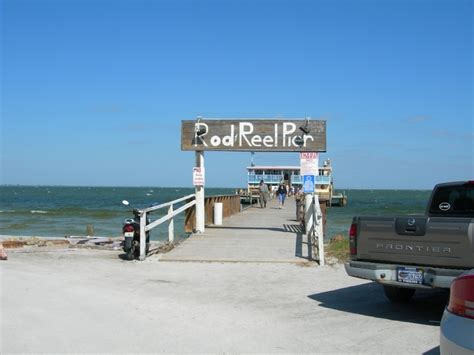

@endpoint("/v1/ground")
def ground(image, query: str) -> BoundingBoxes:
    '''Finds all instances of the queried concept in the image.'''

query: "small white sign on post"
[193,167,205,186]
[300,152,319,176]
[303,175,315,193]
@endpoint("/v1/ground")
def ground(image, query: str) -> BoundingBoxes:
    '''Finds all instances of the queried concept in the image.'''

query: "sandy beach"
[1,247,446,354]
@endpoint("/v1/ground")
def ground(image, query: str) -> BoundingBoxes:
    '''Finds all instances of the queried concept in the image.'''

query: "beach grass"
[326,235,349,262]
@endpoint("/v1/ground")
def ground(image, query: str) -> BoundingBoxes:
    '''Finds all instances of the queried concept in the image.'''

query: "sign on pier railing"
[181,119,326,152]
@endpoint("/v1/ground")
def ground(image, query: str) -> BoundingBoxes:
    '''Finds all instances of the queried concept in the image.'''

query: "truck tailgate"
[356,216,474,268]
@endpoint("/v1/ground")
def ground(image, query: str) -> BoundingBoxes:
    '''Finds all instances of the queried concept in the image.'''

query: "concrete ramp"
[160,198,313,263]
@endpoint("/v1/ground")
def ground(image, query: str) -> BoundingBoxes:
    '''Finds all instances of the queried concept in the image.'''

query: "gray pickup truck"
[345,181,474,302]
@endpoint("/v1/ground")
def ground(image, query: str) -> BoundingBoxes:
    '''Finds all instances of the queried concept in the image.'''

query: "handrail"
[142,193,196,213]
[138,193,196,260]
[311,195,324,266]
[248,174,331,184]
[145,200,196,232]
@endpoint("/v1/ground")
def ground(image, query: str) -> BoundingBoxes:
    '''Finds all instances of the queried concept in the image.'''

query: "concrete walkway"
[161,197,312,263]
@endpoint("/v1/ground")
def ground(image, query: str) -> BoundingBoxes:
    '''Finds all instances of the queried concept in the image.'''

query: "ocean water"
[0,186,431,242]
[0,186,232,242]
[326,189,431,239]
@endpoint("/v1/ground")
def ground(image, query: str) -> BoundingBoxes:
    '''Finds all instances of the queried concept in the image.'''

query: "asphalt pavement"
[1,248,446,354]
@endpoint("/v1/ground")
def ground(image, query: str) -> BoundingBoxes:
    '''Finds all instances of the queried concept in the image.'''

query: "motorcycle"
[121,200,151,260]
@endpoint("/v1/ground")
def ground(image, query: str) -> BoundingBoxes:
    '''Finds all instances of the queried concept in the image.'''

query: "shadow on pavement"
[118,253,133,261]
[308,282,449,326]
[423,346,440,355]
[207,224,303,234]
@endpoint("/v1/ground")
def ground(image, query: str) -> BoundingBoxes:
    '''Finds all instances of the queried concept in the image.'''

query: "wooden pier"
[161,197,314,263]
[330,192,347,207]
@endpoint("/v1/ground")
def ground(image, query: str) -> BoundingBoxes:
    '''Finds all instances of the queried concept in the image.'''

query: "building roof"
[247,166,300,170]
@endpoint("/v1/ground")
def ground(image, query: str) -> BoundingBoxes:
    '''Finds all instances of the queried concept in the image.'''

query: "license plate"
[124,232,134,237]
[397,267,424,284]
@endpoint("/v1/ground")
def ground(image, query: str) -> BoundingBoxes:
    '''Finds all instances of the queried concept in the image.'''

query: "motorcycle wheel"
[125,249,135,260]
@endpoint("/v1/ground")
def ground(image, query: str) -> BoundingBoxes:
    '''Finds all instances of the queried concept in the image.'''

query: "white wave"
[31,210,48,214]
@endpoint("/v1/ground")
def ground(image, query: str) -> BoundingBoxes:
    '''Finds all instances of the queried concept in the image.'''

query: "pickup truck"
[345,181,474,302]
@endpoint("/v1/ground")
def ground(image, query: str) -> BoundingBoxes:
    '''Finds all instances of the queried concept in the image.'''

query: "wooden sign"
[181,119,326,152]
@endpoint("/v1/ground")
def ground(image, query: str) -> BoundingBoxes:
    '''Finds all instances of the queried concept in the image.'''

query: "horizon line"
[0,184,433,191]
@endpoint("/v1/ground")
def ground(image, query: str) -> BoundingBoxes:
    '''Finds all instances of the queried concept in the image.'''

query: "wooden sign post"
[181,118,327,234]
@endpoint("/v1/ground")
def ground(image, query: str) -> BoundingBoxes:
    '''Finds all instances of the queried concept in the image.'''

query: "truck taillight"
[447,274,474,319]
[349,222,357,255]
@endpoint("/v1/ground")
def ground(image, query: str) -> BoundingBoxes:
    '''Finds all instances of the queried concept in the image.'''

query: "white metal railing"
[248,174,283,184]
[291,175,331,185]
[248,174,332,185]
[138,193,196,260]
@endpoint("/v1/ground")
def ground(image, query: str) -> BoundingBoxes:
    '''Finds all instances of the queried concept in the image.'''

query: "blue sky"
[1,0,472,189]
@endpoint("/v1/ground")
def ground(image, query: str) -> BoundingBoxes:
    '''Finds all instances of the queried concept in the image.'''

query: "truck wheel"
[383,285,415,303]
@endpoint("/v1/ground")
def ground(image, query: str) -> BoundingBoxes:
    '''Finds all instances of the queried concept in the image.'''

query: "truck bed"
[354,215,474,269]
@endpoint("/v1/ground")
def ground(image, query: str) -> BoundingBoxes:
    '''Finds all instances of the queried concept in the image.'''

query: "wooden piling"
[86,225,94,236]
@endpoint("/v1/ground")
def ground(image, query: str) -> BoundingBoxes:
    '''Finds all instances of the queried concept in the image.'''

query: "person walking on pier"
[277,183,287,209]
[259,180,269,208]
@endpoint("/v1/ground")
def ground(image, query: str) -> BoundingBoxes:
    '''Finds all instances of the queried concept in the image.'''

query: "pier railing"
[138,193,196,260]
[185,194,241,233]
[304,195,325,265]
[248,174,331,185]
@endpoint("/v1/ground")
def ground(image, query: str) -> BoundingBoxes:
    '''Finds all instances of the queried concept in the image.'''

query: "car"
[440,269,474,355]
